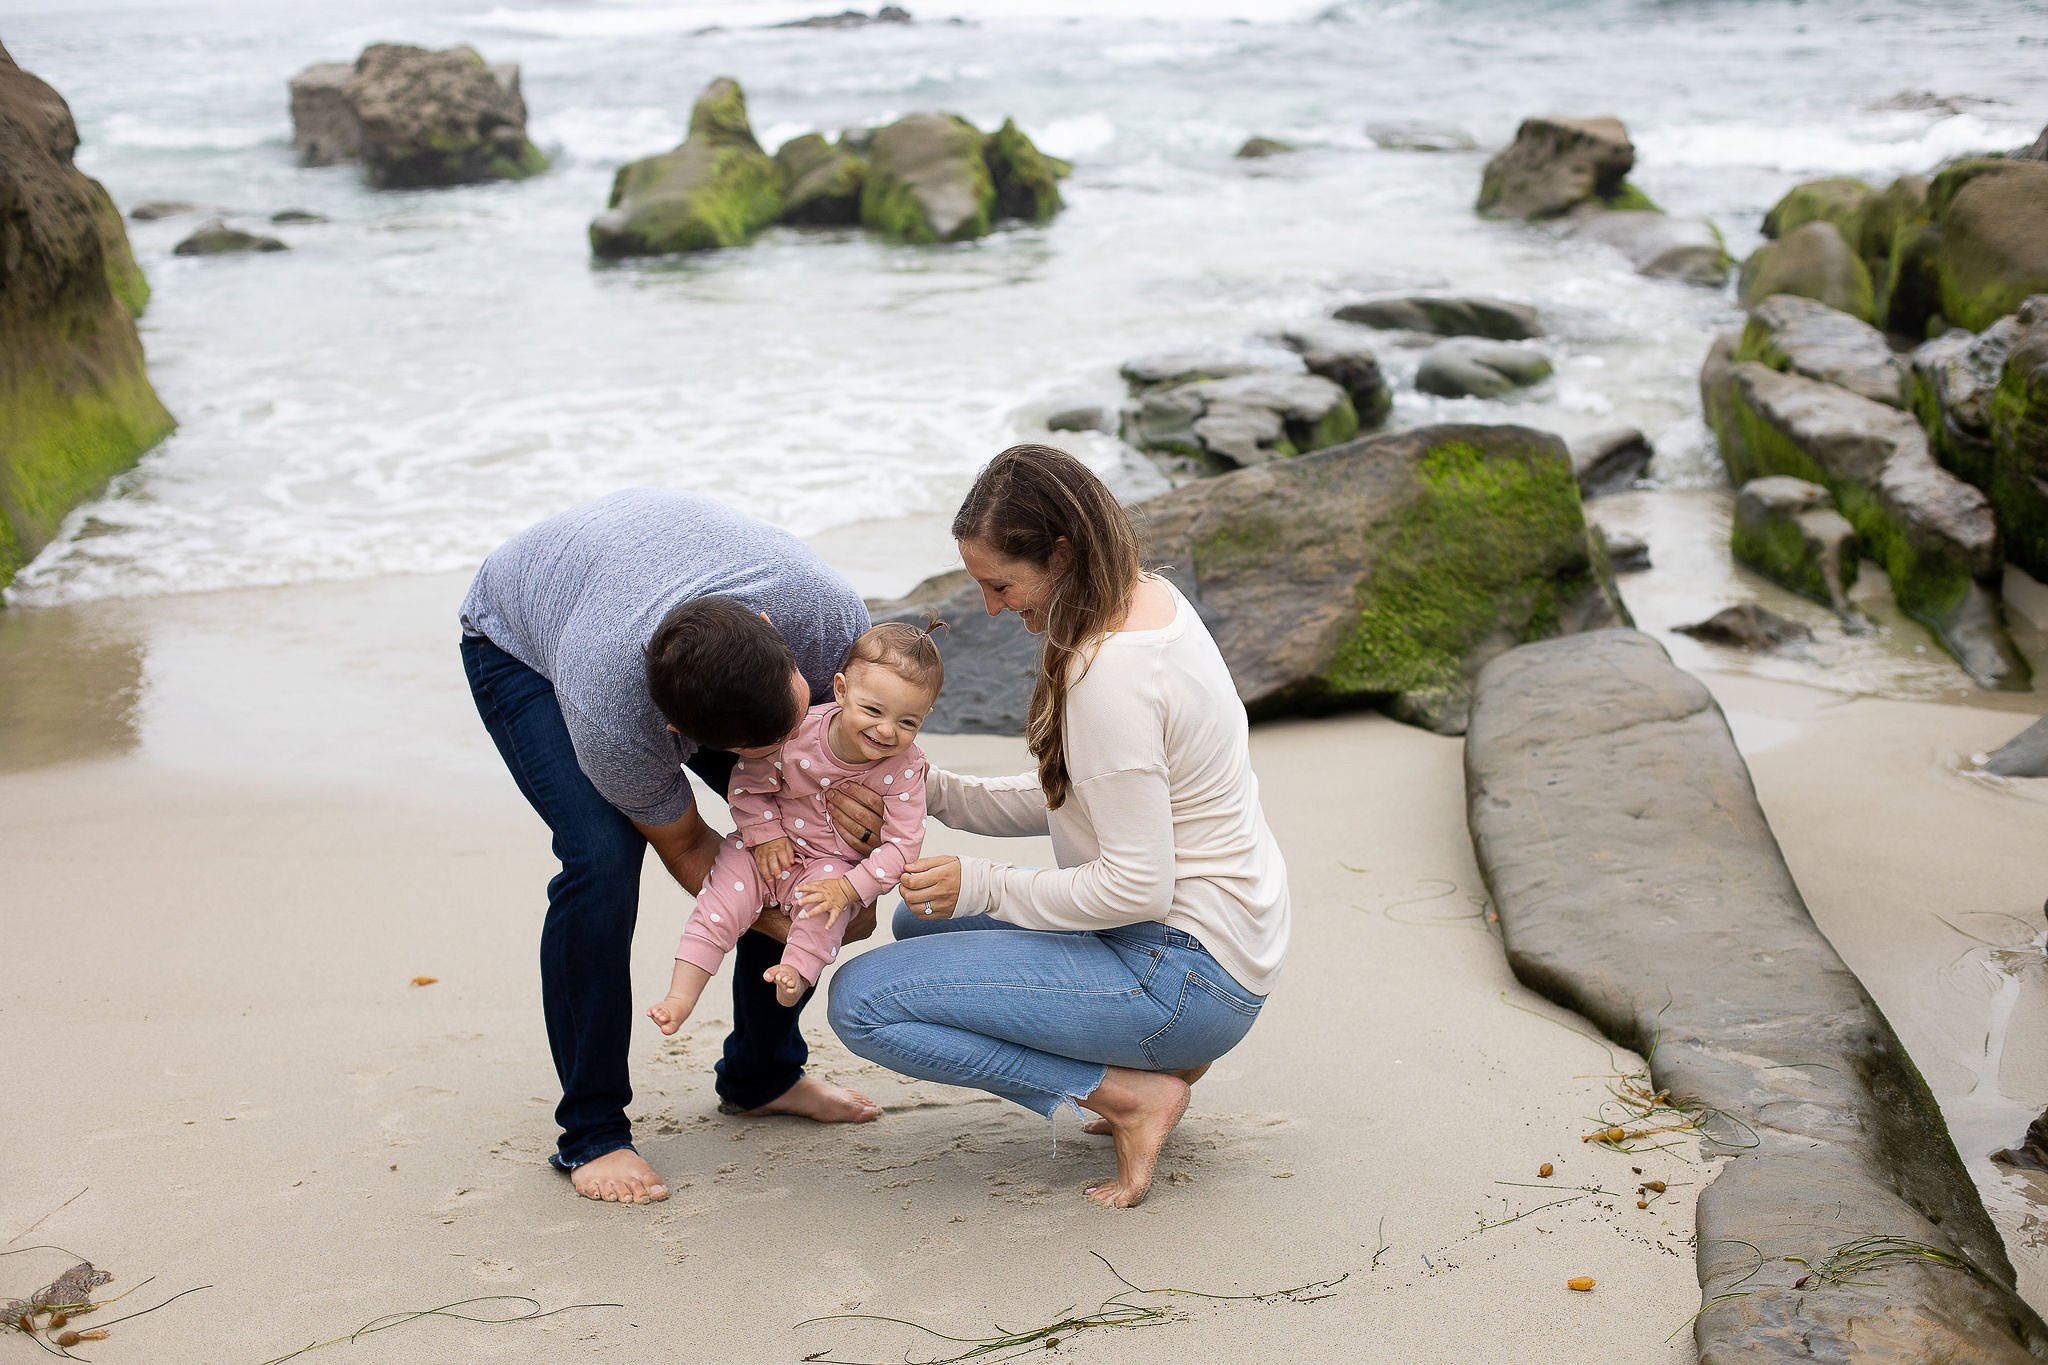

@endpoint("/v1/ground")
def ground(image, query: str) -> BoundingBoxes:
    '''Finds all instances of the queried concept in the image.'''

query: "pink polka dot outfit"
[677,702,928,985]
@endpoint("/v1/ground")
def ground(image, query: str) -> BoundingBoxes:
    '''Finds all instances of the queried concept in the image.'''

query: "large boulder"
[774,132,864,226]
[1464,629,2048,1365]
[1927,158,2048,333]
[1702,342,2027,688]
[1414,339,1553,398]
[287,62,358,166]
[590,78,782,258]
[325,45,546,189]
[859,113,993,242]
[1915,297,2048,580]
[1333,294,1542,340]
[1739,221,1876,323]
[1122,370,1358,470]
[1564,207,1731,286]
[1737,294,1907,408]
[984,117,1063,225]
[880,424,1626,736]
[1762,176,1877,242]
[1731,476,1863,623]
[0,43,175,591]
[1476,115,1644,220]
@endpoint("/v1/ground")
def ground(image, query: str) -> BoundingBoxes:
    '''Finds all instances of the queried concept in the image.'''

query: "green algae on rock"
[1738,221,1877,322]
[859,113,995,243]
[1917,296,2048,581]
[773,132,865,226]
[0,42,174,592]
[590,77,783,257]
[1730,475,1862,623]
[1762,176,1877,242]
[985,118,1064,225]
[1927,158,2048,334]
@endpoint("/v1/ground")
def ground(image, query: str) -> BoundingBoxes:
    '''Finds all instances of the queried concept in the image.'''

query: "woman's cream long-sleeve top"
[927,580,1290,996]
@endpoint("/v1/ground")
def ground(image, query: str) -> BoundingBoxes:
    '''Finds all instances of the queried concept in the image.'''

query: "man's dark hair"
[645,596,802,751]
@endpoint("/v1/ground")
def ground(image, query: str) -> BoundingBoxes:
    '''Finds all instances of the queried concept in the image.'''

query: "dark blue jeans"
[461,634,811,1169]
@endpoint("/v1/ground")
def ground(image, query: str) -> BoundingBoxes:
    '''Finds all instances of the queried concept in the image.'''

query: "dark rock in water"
[1703,344,2028,688]
[1476,115,1645,221]
[311,44,547,189]
[1365,120,1475,153]
[1676,602,1813,651]
[270,208,327,224]
[172,219,288,255]
[1414,339,1552,399]
[1995,1104,2048,1170]
[1045,406,1111,434]
[1596,525,1649,572]
[1123,371,1357,470]
[1334,294,1542,340]
[0,41,175,591]
[1464,629,2048,1365]
[288,62,358,166]
[771,6,912,28]
[1277,324,1393,430]
[774,132,864,226]
[1569,427,1652,498]
[859,112,992,242]
[129,199,198,220]
[1234,136,1295,159]
[1732,476,1865,625]
[1119,350,1287,393]
[883,424,1625,736]
[1740,221,1876,323]
[592,78,780,256]
[1564,207,1731,286]
[1738,293,1907,408]
[1980,713,2048,779]
[984,117,1064,225]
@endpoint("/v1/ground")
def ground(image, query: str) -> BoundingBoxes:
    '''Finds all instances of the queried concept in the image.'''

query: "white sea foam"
[1639,111,2032,180]
[531,106,688,163]
[99,112,277,152]
[1034,113,1116,160]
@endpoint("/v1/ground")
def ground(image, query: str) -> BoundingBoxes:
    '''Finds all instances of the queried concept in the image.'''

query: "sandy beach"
[4,569,1714,1362]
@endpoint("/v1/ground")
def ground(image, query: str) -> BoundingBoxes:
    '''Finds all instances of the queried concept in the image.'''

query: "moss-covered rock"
[87,179,148,316]
[984,118,1063,224]
[859,113,994,243]
[1731,476,1862,621]
[1762,176,1877,241]
[1736,293,1906,408]
[1476,115,1636,220]
[1927,158,2048,333]
[340,45,547,189]
[1738,220,1876,322]
[1987,296,2048,578]
[1234,136,1295,159]
[773,132,865,226]
[0,42,175,592]
[172,219,288,255]
[590,77,783,258]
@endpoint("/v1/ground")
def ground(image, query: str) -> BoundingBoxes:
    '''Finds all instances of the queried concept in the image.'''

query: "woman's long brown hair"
[951,444,1140,808]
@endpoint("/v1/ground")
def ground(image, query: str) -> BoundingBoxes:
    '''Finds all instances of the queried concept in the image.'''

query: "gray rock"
[860,112,992,242]
[1045,406,1112,434]
[1914,299,2048,582]
[1739,293,1908,408]
[172,219,288,255]
[1464,629,2048,1365]
[128,200,198,221]
[1570,427,1652,498]
[1565,207,1731,285]
[1597,525,1650,572]
[1739,220,1876,323]
[881,423,1626,735]
[1333,295,1542,340]
[1119,351,1294,394]
[774,132,864,226]
[1913,323,2019,447]
[328,45,546,189]
[1234,136,1295,159]
[1277,324,1392,429]
[1415,339,1553,399]
[1707,358,2028,689]
[288,62,358,166]
[1366,120,1476,153]
[1476,115,1635,221]
[2020,123,2048,162]
[591,78,780,257]
[1981,713,2048,778]
[770,6,912,27]
[1732,476,1864,623]
[1676,602,1814,651]
[1124,370,1359,470]
[269,208,327,224]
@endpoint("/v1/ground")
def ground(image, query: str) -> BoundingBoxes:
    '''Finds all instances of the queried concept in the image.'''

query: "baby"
[648,622,941,1027]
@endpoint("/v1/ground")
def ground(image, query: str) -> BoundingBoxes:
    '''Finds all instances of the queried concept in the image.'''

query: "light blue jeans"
[826,904,1265,1118]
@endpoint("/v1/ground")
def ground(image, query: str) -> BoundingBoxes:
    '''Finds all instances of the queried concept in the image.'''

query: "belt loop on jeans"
[1163,926,1206,954]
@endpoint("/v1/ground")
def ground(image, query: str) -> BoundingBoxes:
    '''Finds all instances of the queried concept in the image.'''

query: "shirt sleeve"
[925,766,1052,837]
[561,697,693,825]
[843,751,927,904]
[728,755,785,846]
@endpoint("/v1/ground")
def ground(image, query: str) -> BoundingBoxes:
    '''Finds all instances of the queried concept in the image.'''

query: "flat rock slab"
[1982,713,2048,778]
[1333,294,1542,340]
[1741,293,1907,408]
[1465,629,2048,1363]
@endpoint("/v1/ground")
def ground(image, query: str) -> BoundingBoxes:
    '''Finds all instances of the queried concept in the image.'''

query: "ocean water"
[4,0,2045,605]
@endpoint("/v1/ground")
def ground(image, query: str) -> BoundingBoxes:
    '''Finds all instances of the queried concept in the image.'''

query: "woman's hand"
[825,782,887,856]
[898,856,962,920]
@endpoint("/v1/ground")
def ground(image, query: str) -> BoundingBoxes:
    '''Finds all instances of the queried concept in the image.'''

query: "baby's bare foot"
[762,963,812,1008]
[568,1148,669,1205]
[647,992,697,1035]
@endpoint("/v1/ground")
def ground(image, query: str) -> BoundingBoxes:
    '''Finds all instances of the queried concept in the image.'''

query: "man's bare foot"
[762,963,813,1008]
[739,1074,881,1123]
[567,1148,669,1205]
[1078,1068,1190,1208]
[1083,1062,1209,1135]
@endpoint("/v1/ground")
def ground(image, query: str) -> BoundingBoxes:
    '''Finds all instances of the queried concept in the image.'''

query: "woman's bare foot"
[1083,1062,1209,1135]
[648,962,714,1035]
[1078,1067,1191,1208]
[740,1074,881,1123]
[762,962,812,1008]
[568,1148,669,1204]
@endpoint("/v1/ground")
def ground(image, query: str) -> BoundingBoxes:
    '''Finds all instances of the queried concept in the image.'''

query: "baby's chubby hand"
[750,836,795,884]
[796,876,860,928]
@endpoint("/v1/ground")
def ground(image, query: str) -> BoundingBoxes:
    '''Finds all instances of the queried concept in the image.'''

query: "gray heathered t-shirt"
[459,489,870,826]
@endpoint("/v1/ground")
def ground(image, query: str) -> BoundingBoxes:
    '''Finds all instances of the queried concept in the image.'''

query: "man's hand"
[633,810,724,896]
[796,875,860,928]
[824,783,887,856]
[899,855,962,920]
[750,836,795,884]
[756,900,878,945]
